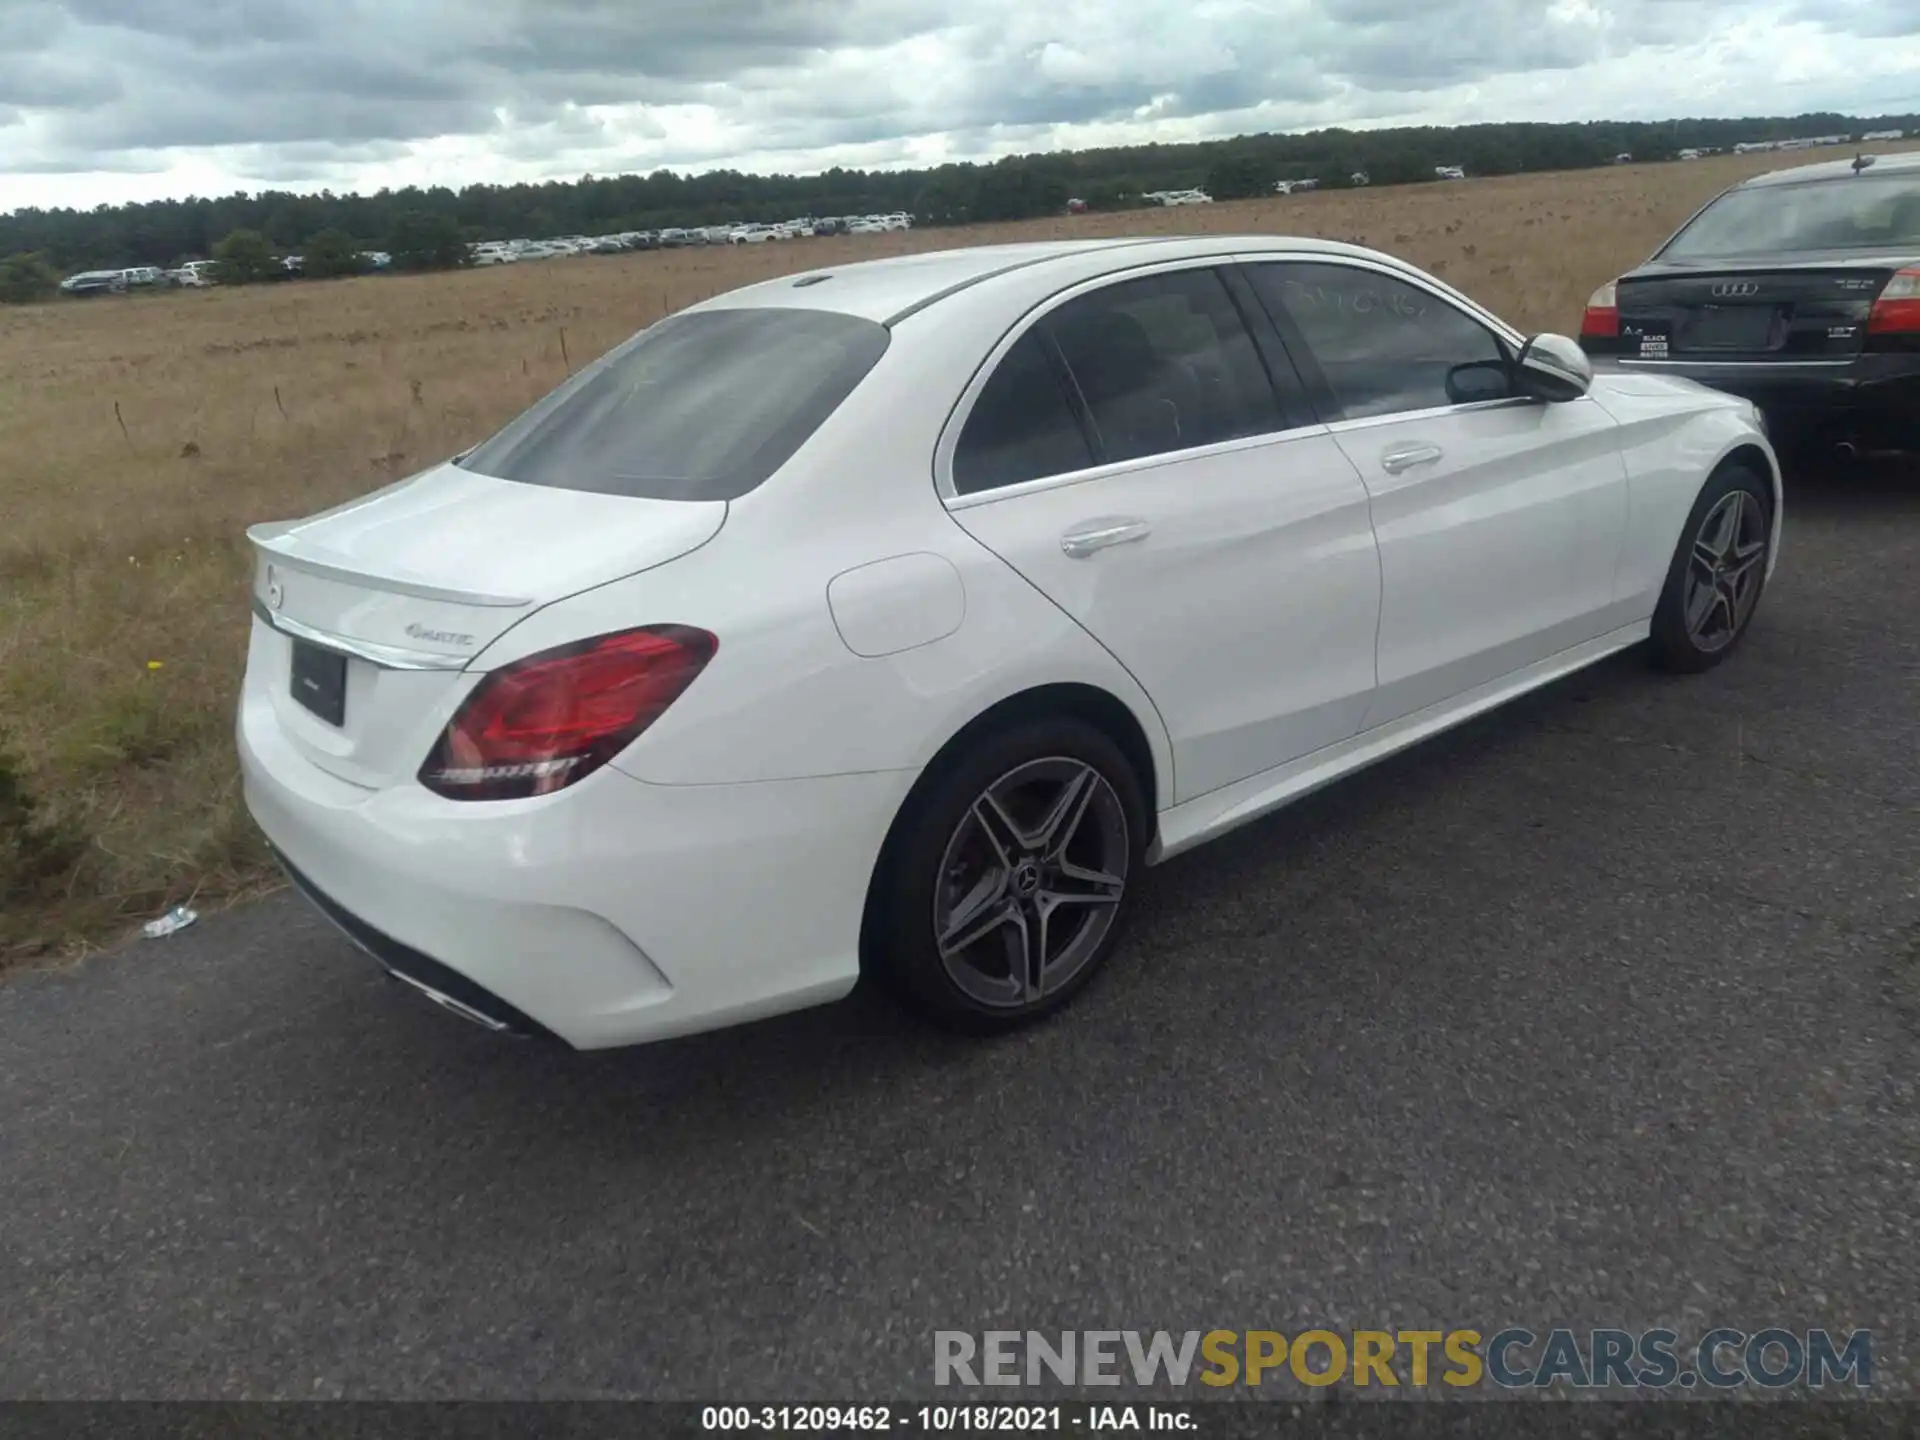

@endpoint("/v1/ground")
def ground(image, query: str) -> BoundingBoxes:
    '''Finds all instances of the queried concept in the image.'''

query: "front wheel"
[866,719,1147,1034]
[1647,464,1773,673]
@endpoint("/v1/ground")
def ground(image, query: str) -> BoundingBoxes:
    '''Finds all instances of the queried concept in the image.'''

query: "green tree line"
[3,111,1912,284]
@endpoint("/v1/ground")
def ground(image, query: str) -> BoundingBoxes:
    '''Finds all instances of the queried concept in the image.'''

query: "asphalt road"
[3,469,1917,1402]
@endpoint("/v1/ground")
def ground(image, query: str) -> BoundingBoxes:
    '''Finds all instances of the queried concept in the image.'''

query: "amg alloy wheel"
[867,717,1147,1033]
[933,757,1130,1009]
[1681,488,1768,655]
[1648,463,1773,673]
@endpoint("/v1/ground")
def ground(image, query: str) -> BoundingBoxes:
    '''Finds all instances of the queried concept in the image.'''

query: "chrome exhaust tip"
[382,967,516,1033]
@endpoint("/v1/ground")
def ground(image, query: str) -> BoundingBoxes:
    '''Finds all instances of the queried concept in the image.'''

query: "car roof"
[1739,148,1920,187]
[690,234,1407,326]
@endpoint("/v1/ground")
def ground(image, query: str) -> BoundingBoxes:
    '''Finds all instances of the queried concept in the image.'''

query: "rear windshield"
[1660,172,1920,260]
[459,308,889,501]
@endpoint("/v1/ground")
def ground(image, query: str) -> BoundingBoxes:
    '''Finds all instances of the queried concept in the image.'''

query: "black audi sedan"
[1579,148,1920,464]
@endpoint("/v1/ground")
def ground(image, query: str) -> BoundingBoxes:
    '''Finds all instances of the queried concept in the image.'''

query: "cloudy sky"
[4,0,1920,211]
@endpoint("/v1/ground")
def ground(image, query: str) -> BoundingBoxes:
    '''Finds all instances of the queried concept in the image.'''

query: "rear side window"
[460,308,889,501]
[952,330,1094,495]
[951,266,1286,495]
[1047,268,1282,464]
[1660,174,1920,259]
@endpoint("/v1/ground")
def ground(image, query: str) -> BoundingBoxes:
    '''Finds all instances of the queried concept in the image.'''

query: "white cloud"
[1,0,1917,210]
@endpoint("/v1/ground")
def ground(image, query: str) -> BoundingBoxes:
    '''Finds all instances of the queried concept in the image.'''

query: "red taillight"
[1868,267,1920,334]
[420,625,717,801]
[1580,279,1620,339]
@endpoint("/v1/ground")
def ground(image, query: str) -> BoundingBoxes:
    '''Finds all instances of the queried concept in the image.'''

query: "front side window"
[1246,262,1513,420]
[460,307,889,501]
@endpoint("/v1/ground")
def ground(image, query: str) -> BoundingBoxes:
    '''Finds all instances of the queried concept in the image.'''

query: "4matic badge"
[405,622,476,647]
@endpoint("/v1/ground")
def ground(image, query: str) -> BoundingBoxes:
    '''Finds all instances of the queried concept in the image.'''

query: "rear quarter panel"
[480,516,1176,801]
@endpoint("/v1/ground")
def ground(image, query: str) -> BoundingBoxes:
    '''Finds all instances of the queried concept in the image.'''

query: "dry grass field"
[0,145,1891,959]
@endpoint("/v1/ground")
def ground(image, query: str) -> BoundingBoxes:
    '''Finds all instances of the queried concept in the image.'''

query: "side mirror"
[1514,333,1594,402]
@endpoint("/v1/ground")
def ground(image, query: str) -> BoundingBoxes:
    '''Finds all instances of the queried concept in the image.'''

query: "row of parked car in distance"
[468,213,915,265]
[59,251,394,294]
[58,264,173,295]
[55,213,904,291]
[1126,167,1450,205]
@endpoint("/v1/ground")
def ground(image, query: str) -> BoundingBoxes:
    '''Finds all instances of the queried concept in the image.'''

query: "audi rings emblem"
[1710,281,1759,299]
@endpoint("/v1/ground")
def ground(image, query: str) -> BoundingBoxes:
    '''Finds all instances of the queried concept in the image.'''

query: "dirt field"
[0,145,1891,958]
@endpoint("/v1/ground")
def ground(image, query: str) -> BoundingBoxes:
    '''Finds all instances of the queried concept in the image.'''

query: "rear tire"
[865,718,1147,1035]
[1647,463,1773,674]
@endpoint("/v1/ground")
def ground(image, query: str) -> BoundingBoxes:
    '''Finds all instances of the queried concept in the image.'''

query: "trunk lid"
[1616,252,1906,361]
[246,460,726,788]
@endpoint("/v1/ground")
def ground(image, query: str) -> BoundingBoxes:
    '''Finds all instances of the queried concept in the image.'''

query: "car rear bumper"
[1590,352,1920,444]
[239,684,917,1050]
[272,850,568,1040]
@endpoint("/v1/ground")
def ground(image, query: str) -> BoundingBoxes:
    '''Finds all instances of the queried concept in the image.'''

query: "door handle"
[1060,518,1152,559]
[1380,443,1444,474]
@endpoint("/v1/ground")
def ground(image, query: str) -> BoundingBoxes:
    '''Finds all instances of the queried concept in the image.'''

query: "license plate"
[289,640,348,727]
[1620,318,1670,360]
[1680,305,1778,352]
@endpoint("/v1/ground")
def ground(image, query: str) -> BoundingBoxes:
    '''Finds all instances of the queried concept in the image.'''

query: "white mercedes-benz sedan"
[238,236,1781,1049]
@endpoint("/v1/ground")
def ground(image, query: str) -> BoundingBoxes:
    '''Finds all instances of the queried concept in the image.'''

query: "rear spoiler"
[245,522,534,609]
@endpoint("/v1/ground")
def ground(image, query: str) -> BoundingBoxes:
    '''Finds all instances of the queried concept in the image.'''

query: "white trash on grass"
[143,905,199,938]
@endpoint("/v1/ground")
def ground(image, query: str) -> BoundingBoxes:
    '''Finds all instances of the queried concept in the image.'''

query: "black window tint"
[952,329,1093,495]
[1044,268,1282,464]
[459,308,889,501]
[1249,262,1511,420]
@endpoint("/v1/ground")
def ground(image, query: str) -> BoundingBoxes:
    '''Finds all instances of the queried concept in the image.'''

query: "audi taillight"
[1867,267,1920,334]
[1580,279,1620,340]
[420,625,717,801]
